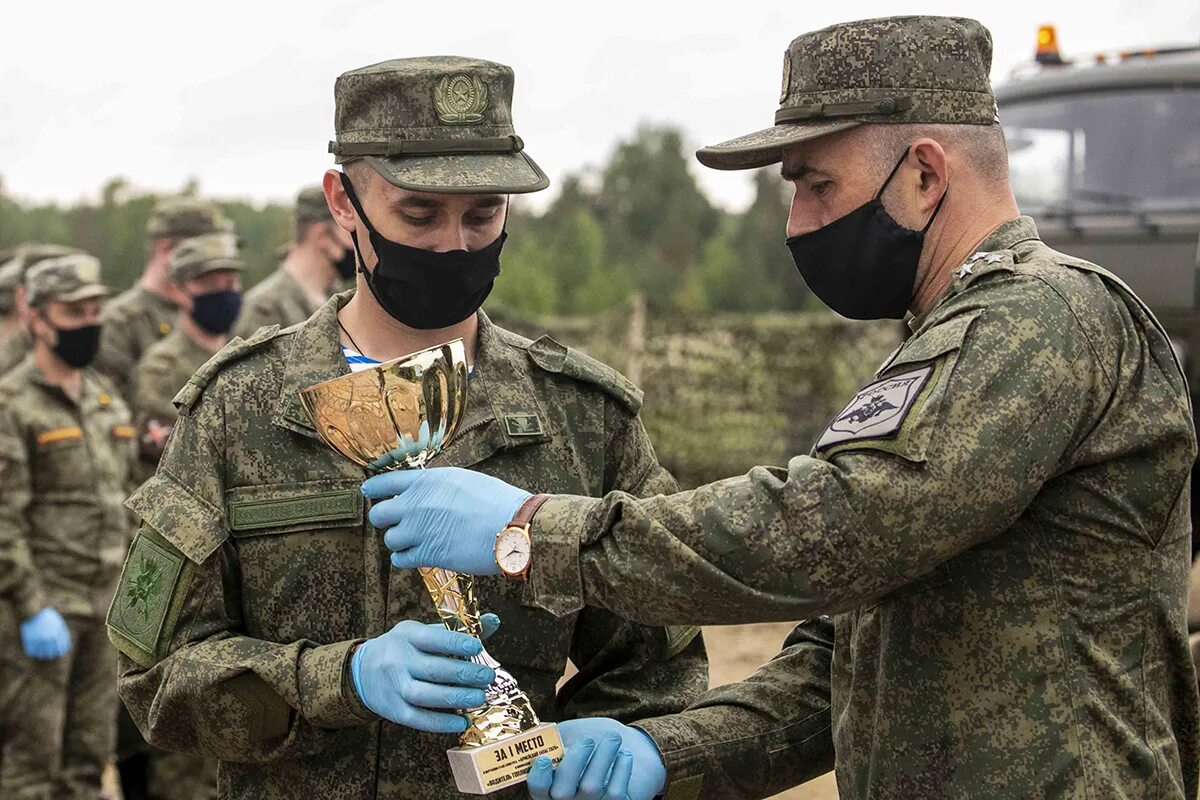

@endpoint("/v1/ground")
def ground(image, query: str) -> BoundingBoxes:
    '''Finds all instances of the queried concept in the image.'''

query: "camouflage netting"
[492,306,902,488]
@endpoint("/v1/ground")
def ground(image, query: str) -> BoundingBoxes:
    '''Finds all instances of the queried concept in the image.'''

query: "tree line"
[0,124,815,315]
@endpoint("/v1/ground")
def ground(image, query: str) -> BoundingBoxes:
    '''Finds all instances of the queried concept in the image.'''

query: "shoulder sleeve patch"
[526,335,644,414]
[173,324,280,413]
[106,526,194,666]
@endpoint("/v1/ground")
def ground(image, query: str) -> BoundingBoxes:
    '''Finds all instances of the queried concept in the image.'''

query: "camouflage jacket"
[0,357,136,619]
[96,285,178,401]
[0,328,29,377]
[132,327,216,485]
[531,218,1200,799]
[234,268,322,340]
[108,295,706,799]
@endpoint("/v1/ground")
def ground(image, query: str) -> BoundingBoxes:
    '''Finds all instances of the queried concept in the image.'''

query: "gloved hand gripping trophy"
[299,339,563,794]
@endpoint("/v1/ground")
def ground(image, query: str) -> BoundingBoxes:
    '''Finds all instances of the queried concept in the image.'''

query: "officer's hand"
[351,618,497,733]
[20,607,72,660]
[363,467,532,576]
[526,718,666,800]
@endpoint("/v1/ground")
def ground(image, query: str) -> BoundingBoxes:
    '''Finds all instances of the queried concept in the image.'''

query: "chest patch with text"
[817,365,933,450]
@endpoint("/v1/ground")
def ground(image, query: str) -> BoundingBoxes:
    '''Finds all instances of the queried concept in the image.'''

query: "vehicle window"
[1002,87,1200,212]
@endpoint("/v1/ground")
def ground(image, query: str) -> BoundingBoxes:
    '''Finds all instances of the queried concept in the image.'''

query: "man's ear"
[909,138,949,215]
[323,169,358,234]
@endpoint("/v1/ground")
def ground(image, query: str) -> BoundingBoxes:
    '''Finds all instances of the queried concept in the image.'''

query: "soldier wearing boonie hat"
[339,18,1199,800]
[0,250,136,800]
[109,55,707,800]
[235,186,356,339]
[94,196,230,405]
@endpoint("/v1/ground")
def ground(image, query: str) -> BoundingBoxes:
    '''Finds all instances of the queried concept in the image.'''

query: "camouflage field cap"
[697,16,998,170]
[1,243,85,312]
[295,185,333,228]
[330,56,549,194]
[25,253,108,307]
[146,197,230,240]
[168,232,245,284]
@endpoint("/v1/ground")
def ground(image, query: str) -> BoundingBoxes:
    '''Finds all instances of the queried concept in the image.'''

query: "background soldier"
[133,231,245,485]
[0,254,136,799]
[94,196,228,401]
[0,244,83,377]
[368,18,1200,800]
[107,57,707,798]
[234,185,355,338]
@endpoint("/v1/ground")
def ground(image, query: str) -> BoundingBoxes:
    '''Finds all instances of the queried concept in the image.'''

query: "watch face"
[496,528,531,575]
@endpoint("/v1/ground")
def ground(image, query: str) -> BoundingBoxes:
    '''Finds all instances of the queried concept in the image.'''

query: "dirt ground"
[102,623,838,799]
[703,623,839,800]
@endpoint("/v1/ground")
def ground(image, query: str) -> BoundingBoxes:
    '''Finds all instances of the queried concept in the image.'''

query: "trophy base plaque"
[447,722,564,795]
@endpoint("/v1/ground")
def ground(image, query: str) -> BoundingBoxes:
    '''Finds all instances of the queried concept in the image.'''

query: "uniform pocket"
[225,480,366,642]
[816,310,982,464]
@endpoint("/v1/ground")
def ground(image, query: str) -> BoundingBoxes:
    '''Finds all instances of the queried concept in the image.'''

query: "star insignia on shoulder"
[984,253,1006,263]
[969,251,989,262]
[956,263,974,279]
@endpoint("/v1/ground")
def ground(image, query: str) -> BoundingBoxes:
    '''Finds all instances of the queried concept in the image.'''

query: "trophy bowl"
[298,339,469,473]
[298,338,562,794]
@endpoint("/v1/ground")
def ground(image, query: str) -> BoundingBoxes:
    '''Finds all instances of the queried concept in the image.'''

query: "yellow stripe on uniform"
[112,425,136,439]
[36,427,83,445]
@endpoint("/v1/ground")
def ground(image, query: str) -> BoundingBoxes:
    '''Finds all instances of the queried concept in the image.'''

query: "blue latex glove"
[351,617,499,733]
[526,718,667,800]
[363,467,532,576]
[20,607,71,661]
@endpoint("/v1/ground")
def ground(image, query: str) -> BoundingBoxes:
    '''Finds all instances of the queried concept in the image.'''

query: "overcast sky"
[1,0,1196,213]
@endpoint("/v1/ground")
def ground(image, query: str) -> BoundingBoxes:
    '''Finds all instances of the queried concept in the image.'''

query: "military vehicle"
[996,26,1200,551]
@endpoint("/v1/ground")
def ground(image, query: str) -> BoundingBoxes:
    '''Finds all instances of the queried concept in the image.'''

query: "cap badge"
[434,74,488,125]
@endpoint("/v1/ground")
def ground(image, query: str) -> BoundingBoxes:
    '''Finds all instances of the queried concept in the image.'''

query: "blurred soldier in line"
[0,244,82,376]
[234,185,355,338]
[133,231,245,486]
[125,232,243,800]
[0,254,136,799]
[94,197,228,401]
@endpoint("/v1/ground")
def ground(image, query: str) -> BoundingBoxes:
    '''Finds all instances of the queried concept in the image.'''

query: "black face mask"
[49,323,101,369]
[333,246,357,281]
[339,172,504,330]
[786,148,948,320]
[190,290,242,335]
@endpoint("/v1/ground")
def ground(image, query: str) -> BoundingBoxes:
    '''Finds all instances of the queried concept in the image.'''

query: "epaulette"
[523,334,644,414]
[172,324,280,413]
[951,248,1017,293]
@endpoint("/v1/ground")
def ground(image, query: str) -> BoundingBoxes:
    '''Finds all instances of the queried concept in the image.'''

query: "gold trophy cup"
[298,339,562,794]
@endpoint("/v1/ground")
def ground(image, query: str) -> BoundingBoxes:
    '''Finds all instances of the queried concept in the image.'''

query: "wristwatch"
[494,494,550,580]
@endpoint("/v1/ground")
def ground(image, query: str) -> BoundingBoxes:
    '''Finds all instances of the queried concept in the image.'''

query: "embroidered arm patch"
[816,365,933,451]
[107,531,187,659]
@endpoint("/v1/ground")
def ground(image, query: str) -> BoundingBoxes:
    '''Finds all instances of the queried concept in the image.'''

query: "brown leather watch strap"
[509,494,551,529]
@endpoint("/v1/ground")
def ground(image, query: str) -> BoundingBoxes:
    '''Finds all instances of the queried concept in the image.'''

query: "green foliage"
[0,124,814,313]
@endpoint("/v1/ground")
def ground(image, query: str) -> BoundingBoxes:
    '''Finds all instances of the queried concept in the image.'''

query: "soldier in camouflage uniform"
[128,232,247,800]
[234,186,355,338]
[0,254,136,799]
[133,232,246,487]
[372,19,1200,800]
[94,197,229,402]
[107,57,706,799]
[0,244,83,377]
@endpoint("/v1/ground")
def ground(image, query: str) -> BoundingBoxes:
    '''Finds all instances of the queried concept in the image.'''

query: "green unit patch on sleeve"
[228,489,362,532]
[108,531,186,658]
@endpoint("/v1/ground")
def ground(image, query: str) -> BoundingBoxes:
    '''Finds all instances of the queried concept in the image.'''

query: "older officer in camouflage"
[368,18,1200,800]
[234,186,355,338]
[95,197,229,401]
[107,56,706,799]
[0,254,136,799]
[133,231,246,486]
